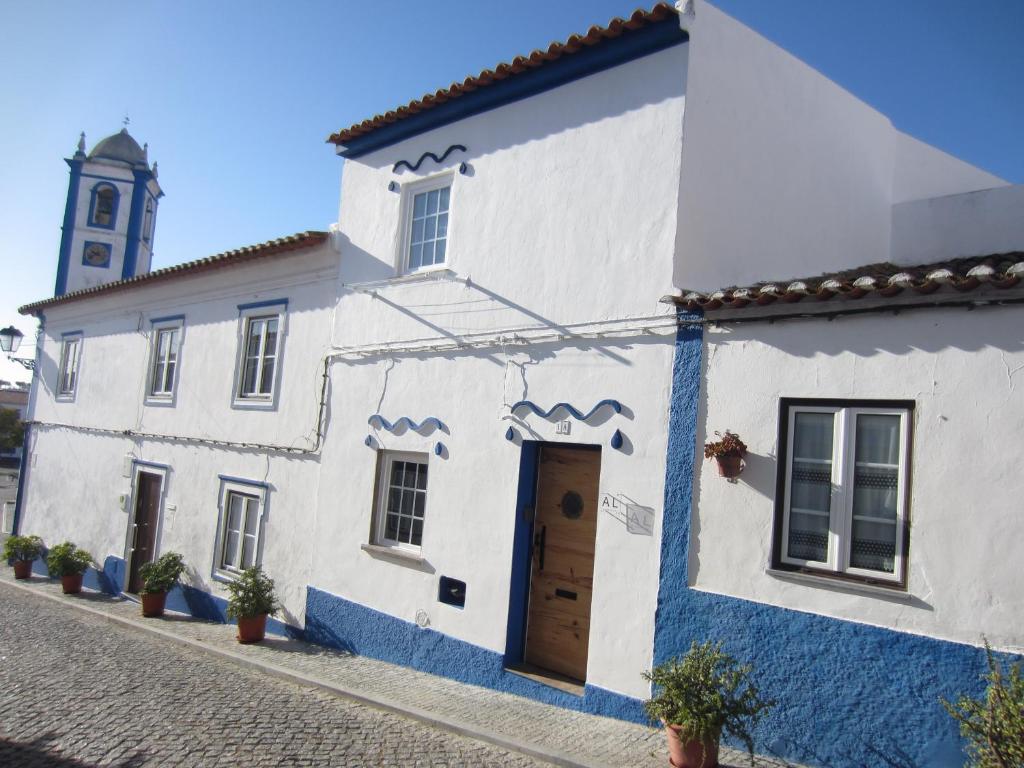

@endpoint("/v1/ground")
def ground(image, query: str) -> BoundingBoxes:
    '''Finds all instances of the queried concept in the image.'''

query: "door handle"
[131,523,139,549]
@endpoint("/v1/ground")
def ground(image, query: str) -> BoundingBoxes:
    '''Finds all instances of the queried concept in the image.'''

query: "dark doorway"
[127,471,162,594]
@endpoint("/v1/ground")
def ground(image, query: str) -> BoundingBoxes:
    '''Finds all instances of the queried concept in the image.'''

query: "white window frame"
[145,318,184,405]
[397,173,454,275]
[373,450,430,553]
[232,301,287,409]
[778,402,911,585]
[213,477,267,581]
[56,333,83,400]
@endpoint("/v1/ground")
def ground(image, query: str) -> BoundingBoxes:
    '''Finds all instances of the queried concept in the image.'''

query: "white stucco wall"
[673,0,1005,292]
[892,184,1024,265]
[19,243,337,622]
[692,305,1024,653]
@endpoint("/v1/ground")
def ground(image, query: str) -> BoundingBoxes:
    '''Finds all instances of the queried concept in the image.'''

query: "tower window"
[143,199,154,243]
[88,184,119,229]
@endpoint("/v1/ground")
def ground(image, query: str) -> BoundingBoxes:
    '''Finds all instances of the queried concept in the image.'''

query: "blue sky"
[1,0,1021,383]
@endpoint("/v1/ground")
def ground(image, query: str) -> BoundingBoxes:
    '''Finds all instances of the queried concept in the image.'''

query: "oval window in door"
[561,490,584,520]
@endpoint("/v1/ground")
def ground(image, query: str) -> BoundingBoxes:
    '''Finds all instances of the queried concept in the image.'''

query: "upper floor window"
[774,399,912,586]
[146,317,183,403]
[400,175,451,273]
[57,334,82,398]
[89,184,119,229]
[233,301,286,408]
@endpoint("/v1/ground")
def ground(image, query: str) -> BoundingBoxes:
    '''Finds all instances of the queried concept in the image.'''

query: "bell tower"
[54,125,164,296]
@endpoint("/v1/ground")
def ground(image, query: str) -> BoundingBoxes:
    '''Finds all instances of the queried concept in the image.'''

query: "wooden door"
[127,472,162,593]
[524,445,600,682]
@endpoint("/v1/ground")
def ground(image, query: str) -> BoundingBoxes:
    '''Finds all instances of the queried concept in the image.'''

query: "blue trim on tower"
[651,308,1019,768]
[338,19,688,158]
[122,169,151,280]
[55,158,84,296]
[303,586,645,722]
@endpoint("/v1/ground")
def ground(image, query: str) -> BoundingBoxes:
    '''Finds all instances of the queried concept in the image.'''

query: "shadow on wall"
[707,304,1024,358]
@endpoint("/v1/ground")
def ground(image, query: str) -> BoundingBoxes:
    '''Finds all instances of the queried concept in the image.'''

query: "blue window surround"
[55,330,84,402]
[122,170,152,280]
[87,182,120,230]
[337,17,687,158]
[211,475,270,584]
[231,299,288,411]
[145,315,186,408]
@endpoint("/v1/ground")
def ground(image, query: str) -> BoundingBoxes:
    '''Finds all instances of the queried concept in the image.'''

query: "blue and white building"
[14,3,1023,766]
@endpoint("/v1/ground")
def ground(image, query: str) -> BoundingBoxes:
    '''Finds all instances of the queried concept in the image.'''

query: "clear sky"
[1,0,1021,384]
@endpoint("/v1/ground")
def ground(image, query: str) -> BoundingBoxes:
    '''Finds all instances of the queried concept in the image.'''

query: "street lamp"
[0,326,35,370]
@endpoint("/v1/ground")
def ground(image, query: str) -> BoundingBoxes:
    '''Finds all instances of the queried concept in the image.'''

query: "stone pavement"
[0,572,804,768]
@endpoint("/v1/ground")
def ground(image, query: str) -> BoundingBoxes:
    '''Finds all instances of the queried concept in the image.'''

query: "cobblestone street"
[0,584,547,767]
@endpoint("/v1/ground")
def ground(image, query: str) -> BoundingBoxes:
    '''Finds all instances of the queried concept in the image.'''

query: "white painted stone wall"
[692,305,1024,653]
[892,184,1024,265]
[673,0,1005,293]
[19,243,337,622]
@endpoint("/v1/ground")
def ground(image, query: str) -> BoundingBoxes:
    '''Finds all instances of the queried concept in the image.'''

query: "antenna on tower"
[123,115,130,130]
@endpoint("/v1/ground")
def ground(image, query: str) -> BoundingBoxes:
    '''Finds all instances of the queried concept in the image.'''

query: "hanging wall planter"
[704,431,747,479]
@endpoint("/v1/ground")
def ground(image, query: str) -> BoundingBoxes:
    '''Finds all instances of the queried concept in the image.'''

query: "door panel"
[524,445,600,682]
[127,472,162,593]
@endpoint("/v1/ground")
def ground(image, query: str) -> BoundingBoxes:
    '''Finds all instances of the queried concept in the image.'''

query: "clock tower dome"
[54,126,163,296]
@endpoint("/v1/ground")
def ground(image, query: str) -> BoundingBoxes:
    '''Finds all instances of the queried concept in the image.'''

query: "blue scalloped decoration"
[505,426,516,442]
[365,435,375,448]
[610,429,624,450]
[510,399,623,421]
[434,442,444,456]
[393,144,466,173]
[368,415,447,434]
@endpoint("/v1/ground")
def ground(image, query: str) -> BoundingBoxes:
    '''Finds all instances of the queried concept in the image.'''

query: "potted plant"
[225,566,279,644]
[941,641,1023,768]
[137,552,187,617]
[643,641,774,768]
[3,534,43,579]
[704,431,747,478]
[46,541,94,594]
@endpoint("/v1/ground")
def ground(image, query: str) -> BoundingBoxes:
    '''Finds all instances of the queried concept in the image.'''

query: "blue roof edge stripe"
[337,18,687,159]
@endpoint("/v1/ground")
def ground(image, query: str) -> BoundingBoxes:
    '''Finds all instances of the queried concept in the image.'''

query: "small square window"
[147,321,183,403]
[373,451,429,551]
[400,176,452,273]
[57,335,82,398]
[774,400,912,585]
[214,479,267,579]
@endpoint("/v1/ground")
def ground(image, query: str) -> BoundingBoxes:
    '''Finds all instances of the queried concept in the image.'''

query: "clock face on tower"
[82,241,111,268]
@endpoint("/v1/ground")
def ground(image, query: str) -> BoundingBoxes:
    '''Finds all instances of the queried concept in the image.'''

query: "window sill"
[360,543,434,573]
[766,567,911,600]
[345,268,456,292]
[144,396,176,408]
[231,397,277,411]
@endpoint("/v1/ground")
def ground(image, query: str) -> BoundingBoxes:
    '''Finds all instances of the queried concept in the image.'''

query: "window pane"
[436,212,448,239]
[241,534,257,569]
[223,530,239,567]
[246,320,263,356]
[438,186,450,212]
[787,412,834,562]
[414,492,425,518]
[242,357,259,395]
[423,216,436,241]
[243,498,259,535]
[416,463,427,490]
[409,243,423,270]
[398,515,412,543]
[850,414,901,572]
[163,360,176,392]
[434,239,446,264]
[421,241,435,266]
[259,357,275,395]
[385,513,399,540]
[411,518,423,547]
[411,218,424,244]
[413,192,426,218]
[426,189,439,215]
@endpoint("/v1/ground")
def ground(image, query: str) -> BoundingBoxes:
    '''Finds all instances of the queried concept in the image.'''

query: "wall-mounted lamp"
[0,326,35,370]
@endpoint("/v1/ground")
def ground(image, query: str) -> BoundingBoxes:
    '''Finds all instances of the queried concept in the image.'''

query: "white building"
[14,3,1022,766]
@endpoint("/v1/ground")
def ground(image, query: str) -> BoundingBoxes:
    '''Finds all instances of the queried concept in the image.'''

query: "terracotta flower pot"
[665,724,719,768]
[141,591,168,617]
[61,573,84,594]
[237,614,268,644]
[715,454,743,478]
[13,560,32,580]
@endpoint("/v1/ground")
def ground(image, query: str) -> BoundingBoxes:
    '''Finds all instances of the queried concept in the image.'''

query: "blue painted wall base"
[304,586,645,722]
[654,309,1021,768]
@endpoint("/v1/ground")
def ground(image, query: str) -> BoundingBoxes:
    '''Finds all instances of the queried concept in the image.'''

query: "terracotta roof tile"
[327,3,678,146]
[20,231,330,314]
[673,253,1024,312]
